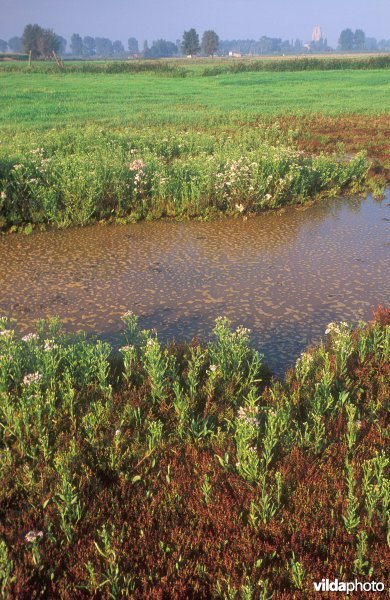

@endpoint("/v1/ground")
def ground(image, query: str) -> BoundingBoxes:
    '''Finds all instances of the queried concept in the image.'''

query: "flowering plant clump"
[22,372,42,386]
[237,404,260,427]
[295,351,315,383]
[24,530,44,543]
[0,121,370,231]
[22,333,39,343]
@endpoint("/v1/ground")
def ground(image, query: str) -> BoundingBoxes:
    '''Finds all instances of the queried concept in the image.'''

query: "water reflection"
[0,192,389,376]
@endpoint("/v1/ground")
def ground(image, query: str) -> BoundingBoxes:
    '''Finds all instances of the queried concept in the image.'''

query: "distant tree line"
[219,38,307,55]
[1,25,390,59]
[0,25,66,58]
[337,28,390,52]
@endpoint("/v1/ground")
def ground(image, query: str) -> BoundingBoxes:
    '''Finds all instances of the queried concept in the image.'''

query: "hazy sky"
[1,0,389,46]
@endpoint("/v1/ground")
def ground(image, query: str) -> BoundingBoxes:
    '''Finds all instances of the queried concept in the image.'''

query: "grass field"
[1,69,389,130]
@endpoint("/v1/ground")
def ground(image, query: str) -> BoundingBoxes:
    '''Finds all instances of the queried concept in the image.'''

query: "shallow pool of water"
[1,192,389,376]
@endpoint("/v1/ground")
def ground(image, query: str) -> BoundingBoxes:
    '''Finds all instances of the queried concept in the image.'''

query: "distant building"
[304,26,329,52]
[312,26,322,42]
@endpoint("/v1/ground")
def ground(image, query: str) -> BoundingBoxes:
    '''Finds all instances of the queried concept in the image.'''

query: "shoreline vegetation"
[0,309,388,597]
[0,129,372,232]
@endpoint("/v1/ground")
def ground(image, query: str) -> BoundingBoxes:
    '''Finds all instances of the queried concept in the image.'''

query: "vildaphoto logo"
[313,579,385,594]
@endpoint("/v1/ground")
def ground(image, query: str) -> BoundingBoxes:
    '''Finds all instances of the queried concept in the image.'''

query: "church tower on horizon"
[312,25,323,41]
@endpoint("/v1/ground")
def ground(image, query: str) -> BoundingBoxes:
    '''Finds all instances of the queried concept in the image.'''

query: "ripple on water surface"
[0,192,389,376]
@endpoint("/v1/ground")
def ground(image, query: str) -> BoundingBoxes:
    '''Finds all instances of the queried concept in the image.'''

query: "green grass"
[1,70,389,132]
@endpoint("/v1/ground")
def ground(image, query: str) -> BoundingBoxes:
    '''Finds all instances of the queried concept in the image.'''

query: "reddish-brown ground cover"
[285,114,390,184]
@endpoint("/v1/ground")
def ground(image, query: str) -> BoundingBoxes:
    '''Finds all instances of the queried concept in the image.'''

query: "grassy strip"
[1,55,389,74]
[202,55,390,75]
[0,309,388,597]
[0,126,370,231]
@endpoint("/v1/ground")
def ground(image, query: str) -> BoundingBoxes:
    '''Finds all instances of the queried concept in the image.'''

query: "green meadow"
[1,69,389,132]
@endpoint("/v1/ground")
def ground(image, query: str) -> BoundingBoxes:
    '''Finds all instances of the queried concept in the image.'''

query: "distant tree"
[70,33,83,55]
[365,37,377,51]
[280,39,291,54]
[56,35,67,55]
[112,40,125,55]
[0,39,7,52]
[354,29,366,51]
[378,38,390,51]
[8,36,22,52]
[259,36,273,54]
[294,39,303,52]
[95,37,113,57]
[145,39,177,58]
[182,28,200,56]
[142,40,149,55]
[83,36,96,56]
[22,24,59,58]
[201,30,219,56]
[37,28,60,57]
[22,24,42,58]
[310,37,327,52]
[128,37,139,54]
[338,28,354,51]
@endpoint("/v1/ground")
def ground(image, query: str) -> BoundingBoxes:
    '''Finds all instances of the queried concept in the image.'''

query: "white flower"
[237,326,251,336]
[237,405,259,427]
[209,364,218,372]
[44,339,57,351]
[235,203,245,213]
[325,322,340,335]
[0,191,6,200]
[120,345,134,353]
[22,333,38,342]
[23,372,42,386]
[129,159,145,172]
[25,530,43,543]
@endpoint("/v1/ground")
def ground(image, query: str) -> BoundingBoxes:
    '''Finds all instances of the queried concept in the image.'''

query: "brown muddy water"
[1,192,389,376]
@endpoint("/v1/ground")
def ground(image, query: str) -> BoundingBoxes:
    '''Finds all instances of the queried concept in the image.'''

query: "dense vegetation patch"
[0,127,370,231]
[0,309,389,597]
[202,55,390,76]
